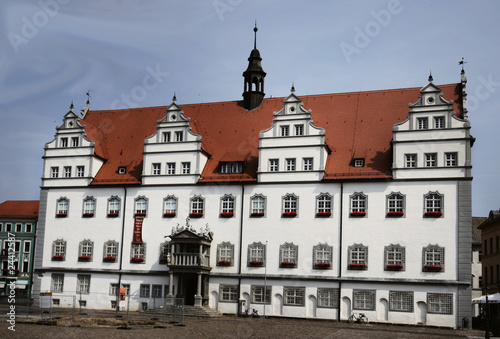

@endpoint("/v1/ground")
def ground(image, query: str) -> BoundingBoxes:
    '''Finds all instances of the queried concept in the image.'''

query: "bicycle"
[347,312,369,323]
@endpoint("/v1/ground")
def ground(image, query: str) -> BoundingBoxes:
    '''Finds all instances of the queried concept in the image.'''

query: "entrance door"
[180,273,197,305]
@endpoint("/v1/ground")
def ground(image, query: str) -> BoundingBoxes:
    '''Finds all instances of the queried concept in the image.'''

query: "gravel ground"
[0,316,487,339]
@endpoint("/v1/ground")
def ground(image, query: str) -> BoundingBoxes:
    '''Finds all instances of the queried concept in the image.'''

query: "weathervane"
[459,57,467,71]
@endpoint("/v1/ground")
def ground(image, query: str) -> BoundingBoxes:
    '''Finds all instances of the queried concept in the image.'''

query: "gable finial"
[459,57,467,74]
[86,90,91,104]
[428,71,433,83]
[70,100,74,111]
[172,92,177,103]
[291,83,295,93]
[253,21,258,49]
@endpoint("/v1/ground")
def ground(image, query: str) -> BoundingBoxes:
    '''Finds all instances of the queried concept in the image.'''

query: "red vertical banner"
[133,216,144,244]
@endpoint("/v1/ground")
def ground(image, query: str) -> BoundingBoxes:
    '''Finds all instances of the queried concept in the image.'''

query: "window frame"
[316,193,332,217]
[282,193,298,216]
[353,289,376,310]
[350,192,367,216]
[389,291,414,312]
[219,285,238,302]
[52,239,66,259]
[445,152,457,167]
[348,243,368,270]
[313,243,333,269]
[280,125,289,137]
[424,192,443,216]
[190,195,204,217]
[248,242,266,267]
[134,196,148,216]
[283,287,305,306]
[384,244,405,271]
[285,158,296,171]
[152,163,161,175]
[434,116,445,129]
[131,243,146,262]
[103,240,118,261]
[250,194,266,217]
[181,162,191,174]
[140,284,151,298]
[76,165,85,177]
[303,158,313,171]
[294,124,304,136]
[51,273,64,293]
[269,159,279,172]
[64,166,71,178]
[425,153,437,167]
[220,194,235,217]
[76,274,91,294]
[279,242,298,268]
[78,239,94,261]
[251,285,271,304]
[417,117,428,130]
[422,244,445,272]
[163,195,177,216]
[82,196,96,217]
[386,192,405,216]
[166,162,176,175]
[51,167,59,178]
[405,154,417,168]
[427,293,453,314]
[317,288,339,309]
[217,242,234,266]
[107,196,121,217]
[56,198,69,216]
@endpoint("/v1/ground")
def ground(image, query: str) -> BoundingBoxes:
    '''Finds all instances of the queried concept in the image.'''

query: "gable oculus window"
[384,244,405,271]
[350,192,367,217]
[422,244,444,272]
[190,195,204,218]
[313,243,333,269]
[250,194,266,217]
[316,193,332,217]
[134,196,148,217]
[107,196,120,217]
[424,192,443,217]
[248,242,265,267]
[282,193,298,217]
[220,194,235,218]
[56,197,69,217]
[82,196,96,217]
[52,239,66,261]
[386,192,405,217]
[348,244,367,270]
[280,242,298,268]
[217,242,234,266]
[78,239,93,262]
[405,154,417,168]
[163,196,177,217]
[103,240,118,262]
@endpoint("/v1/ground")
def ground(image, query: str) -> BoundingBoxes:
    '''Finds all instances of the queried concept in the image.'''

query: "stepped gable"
[82,83,462,185]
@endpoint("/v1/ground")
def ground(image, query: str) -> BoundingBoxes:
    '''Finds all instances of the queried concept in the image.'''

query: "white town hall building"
[33,29,474,328]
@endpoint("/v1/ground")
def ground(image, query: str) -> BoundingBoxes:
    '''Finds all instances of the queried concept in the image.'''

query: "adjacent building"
[33,29,474,328]
[0,200,39,300]
[478,210,500,294]
[472,216,487,316]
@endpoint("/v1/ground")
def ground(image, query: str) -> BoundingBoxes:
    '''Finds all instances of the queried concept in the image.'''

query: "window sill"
[350,212,366,217]
[385,264,403,271]
[280,262,297,268]
[189,213,203,218]
[103,256,116,263]
[282,212,297,218]
[386,212,404,217]
[163,212,176,218]
[52,256,65,261]
[248,261,263,267]
[82,213,94,218]
[78,256,92,262]
[130,257,144,263]
[220,212,234,218]
[56,213,67,218]
[251,213,264,217]
[316,212,331,218]
[107,213,119,218]
[424,212,442,218]
[348,264,367,270]
[217,260,232,266]
[313,263,331,269]
[134,213,147,218]
[423,265,443,272]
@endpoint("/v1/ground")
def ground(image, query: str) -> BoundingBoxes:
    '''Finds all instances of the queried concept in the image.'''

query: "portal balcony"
[168,253,210,268]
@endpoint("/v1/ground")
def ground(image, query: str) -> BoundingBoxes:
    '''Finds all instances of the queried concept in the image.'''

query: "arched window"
[313,243,333,269]
[282,193,298,217]
[56,197,69,217]
[134,196,148,217]
[424,192,443,217]
[220,195,235,217]
[248,242,265,267]
[422,244,444,272]
[190,195,204,218]
[107,196,120,217]
[350,192,367,217]
[386,192,405,216]
[316,193,332,217]
[82,196,96,217]
[250,194,266,217]
[163,196,177,217]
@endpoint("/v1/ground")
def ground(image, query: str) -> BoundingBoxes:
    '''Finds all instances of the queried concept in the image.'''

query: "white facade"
[34,74,472,329]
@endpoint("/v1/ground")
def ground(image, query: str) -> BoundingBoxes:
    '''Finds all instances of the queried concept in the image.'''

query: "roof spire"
[291,83,295,93]
[173,93,177,103]
[70,100,74,111]
[253,21,258,50]
[459,57,467,74]
[86,90,91,104]
[428,71,433,83]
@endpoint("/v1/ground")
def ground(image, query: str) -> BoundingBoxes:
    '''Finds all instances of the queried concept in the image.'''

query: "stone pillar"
[194,272,202,306]
[166,271,174,305]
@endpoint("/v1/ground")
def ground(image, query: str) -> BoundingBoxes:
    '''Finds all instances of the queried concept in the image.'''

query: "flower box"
[423,265,442,272]
[282,212,297,218]
[82,213,94,218]
[107,212,119,218]
[348,263,367,270]
[163,212,176,218]
[386,211,404,217]
[248,260,263,267]
[316,212,331,217]
[56,213,67,218]
[280,261,296,268]
[52,255,64,261]
[220,212,234,218]
[134,213,146,217]
[78,255,92,262]
[386,264,403,271]
[218,260,232,266]
[251,212,264,217]
[424,211,442,218]
[350,211,366,217]
[131,257,144,263]
[314,262,331,269]
[103,256,116,263]
[189,212,203,218]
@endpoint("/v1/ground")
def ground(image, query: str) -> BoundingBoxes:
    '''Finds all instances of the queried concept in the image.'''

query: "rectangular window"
[182,162,191,174]
[284,287,305,306]
[24,241,31,253]
[286,158,296,171]
[110,283,118,296]
[385,246,404,268]
[108,198,120,215]
[5,223,12,232]
[76,166,85,177]
[303,158,313,171]
[131,243,146,260]
[51,167,59,178]
[353,290,375,310]
[417,118,428,130]
[251,195,265,215]
[51,274,64,292]
[434,117,444,129]
[281,125,289,136]
[389,291,414,312]
[60,137,68,147]
[140,284,150,298]
[71,137,79,147]
[152,163,161,175]
[295,124,304,136]
[427,293,453,314]
[152,285,162,298]
[64,166,71,177]
[219,285,238,302]
[25,223,32,233]
[251,286,271,304]
[167,162,175,175]
[445,153,457,167]
[175,131,183,142]
[269,159,279,172]
[425,153,437,167]
[405,154,416,168]
[83,199,95,215]
[317,288,338,308]
[162,132,171,142]
[77,274,91,294]
[15,223,22,232]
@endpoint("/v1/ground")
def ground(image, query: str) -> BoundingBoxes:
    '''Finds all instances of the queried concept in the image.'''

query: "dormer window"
[280,125,289,137]
[118,167,126,174]
[354,159,364,167]
[72,137,79,147]
[220,162,242,174]
[417,118,428,130]
[295,125,304,136]
[175,131,183,142]
[61,137,68,148]
[434,117,444,129]
[162,132,171,143]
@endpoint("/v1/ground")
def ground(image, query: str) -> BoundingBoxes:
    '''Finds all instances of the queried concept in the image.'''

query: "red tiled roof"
[83,83,463,184]
[0,200,39,219]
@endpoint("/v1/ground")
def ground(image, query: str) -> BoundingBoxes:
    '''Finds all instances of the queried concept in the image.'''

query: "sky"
[0,0,498,217]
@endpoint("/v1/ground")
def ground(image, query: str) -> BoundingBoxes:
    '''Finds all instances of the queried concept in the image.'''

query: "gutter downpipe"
[238,184,245,315]
[337,182,343,321]
[116,187,127,315]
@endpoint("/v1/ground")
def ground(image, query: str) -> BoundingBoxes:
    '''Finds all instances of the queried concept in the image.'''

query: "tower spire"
[242,24,266,110]
[254,21,258,49]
